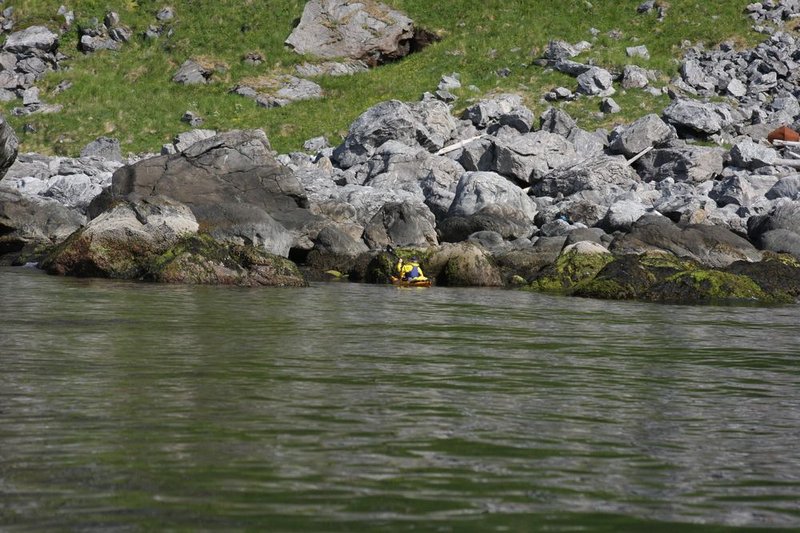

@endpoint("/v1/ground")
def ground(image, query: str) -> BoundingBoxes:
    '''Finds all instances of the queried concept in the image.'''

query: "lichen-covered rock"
[528,241,613,292]
[425,242,502,286]
[41,196,198,278]
[567,251,800,304]
[647,270,771,303]
[146,234,307,286]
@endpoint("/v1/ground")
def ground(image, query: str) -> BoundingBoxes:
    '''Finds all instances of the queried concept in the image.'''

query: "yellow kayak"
[390,276,432,287]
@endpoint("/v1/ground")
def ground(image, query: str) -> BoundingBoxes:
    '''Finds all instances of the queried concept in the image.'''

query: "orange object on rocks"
[767,125,800,144]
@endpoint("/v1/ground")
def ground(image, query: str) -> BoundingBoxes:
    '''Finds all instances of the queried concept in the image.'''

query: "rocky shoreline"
[4,1,800,304]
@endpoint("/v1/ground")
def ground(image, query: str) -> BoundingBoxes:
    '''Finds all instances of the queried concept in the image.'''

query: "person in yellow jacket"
[395,255,427,282]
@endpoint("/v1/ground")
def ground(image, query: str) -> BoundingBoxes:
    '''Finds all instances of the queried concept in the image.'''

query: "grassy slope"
[3,1,761,156]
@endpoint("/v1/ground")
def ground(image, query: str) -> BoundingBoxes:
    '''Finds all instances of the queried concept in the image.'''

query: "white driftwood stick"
[435,135,487,156]
[774,158,800,168]
[771,139,800,147]
[625,145,654,167]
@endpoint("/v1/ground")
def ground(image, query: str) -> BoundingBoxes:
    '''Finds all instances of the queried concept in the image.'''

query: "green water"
[2,266,800,532]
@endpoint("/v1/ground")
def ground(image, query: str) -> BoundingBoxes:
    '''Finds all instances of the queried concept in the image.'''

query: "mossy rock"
[425,243,502,287]
[571,252,698,300]
[41,229,154,279]
[647,269,778,304]
[724,253,800,301]
[363,251,398,284]
[146,234,306,287]
[528,244,613,293]
[571,254,656,300]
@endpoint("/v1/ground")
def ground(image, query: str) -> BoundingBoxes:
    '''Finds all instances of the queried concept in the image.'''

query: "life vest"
[401,261,425,280]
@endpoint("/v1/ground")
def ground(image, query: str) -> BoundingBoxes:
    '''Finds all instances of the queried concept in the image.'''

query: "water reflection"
[2,267,800,530]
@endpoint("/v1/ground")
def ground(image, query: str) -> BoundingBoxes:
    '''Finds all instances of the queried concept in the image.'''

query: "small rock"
[637,0,655,13]
[156,7,175,21]
[181,111,204,127]
[626,45,650,60]
[576,66,615,97]
[601,97,621,114]
[438,73,461,91]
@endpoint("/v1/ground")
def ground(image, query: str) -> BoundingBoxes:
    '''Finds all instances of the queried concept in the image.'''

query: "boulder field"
[5,5,800,303]
[3,86,800,304]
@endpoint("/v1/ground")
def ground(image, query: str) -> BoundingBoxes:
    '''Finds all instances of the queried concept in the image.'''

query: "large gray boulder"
[612,214,762,267]
[539,108,578,138]
[361,142,464,219]
[461,94,533,131]
[337,184,421,226]
[766,175,800,201]
[532,156,640,198]
[285,0,432,65]
[729,139,778,170]
[204,203,295,257]
[662,98,744,135]
[576,67,615,97]
[441,172,537,241]
[0,114,18,179]
[439,203,536,242]
[599,199,652,232]
[362,201,438,249]
[312,225,369,257]
[106,129,315,255]
[635,141,724,183]
[710,172,776,209]
[3,26,59,54]
[80,136,122,162]
[609,114,673,158]
[0,189,84,264]
[748,199,800,257]
[333,99,457,168]
[495,131,577,184]
[41,196,197,277]
[448,171,537,221]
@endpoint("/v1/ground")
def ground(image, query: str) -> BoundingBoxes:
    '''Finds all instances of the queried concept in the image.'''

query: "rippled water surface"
[2,266,800,531]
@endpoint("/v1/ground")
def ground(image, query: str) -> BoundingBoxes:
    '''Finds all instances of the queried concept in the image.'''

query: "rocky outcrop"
[0,26,63,112]
[0,189,84,265]
[611,214,763,268]
[146,234,307,287]
[78,11,132,53]
[42,196,198,278]
[0,114,19,179]
[8,11,800,301]
[333,99,457,168]
[285,0,436,66]
[104,129,316,256]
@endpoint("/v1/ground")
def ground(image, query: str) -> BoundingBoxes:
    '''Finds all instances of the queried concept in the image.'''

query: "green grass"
[2,1,765,156]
